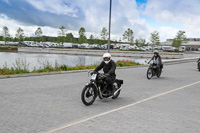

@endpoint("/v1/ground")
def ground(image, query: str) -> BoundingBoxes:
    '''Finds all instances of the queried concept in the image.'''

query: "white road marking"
[45,80,200,133]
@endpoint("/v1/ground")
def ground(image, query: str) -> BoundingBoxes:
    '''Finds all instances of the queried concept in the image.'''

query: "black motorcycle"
[147,62,162,79]
[197,59,200,71]
[81,71,123,106]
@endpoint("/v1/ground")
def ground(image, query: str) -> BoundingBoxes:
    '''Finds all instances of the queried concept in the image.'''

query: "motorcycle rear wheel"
[198,62,200,72]
[112,81,121,99]
[147,68,153,79]
[157,69,161,77]
[81,85,97,106]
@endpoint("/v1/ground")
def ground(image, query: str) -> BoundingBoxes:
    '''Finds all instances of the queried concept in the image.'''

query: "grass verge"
[0,60,141,75]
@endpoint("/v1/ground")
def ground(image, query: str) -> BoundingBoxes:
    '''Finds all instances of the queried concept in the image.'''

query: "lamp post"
[108,0,112,53]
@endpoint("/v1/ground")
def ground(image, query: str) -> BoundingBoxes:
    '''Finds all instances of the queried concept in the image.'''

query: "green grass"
[0,46,18,50]
[0,60,141,75]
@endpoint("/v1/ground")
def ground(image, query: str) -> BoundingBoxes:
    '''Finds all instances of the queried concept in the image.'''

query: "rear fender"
[116,79,123,84]
[115,79,123,88]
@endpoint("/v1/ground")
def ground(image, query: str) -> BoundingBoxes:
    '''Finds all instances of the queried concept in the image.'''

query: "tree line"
[0,25,187,48]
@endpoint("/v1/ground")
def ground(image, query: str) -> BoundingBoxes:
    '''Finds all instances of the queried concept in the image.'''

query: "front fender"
[85,82,98,95]
[85,82,95,87]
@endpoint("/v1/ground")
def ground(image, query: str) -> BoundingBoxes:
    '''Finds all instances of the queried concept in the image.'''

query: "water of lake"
[0,52,149,71]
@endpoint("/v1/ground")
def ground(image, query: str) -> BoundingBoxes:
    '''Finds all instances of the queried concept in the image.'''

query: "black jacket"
[94,60,116,77]
[151,55,162,65]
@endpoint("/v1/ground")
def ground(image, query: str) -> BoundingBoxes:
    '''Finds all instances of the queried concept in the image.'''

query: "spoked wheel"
[81,85,97,106]
[157,69,162,77]
[147,68,153,79]
[198,63,200,72]
[112,81,121,99]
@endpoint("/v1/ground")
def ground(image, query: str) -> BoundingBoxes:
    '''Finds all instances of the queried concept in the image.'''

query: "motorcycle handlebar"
[88,71,107,78]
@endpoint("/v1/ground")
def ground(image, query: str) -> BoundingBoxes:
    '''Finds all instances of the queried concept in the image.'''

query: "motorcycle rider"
[149,50,163,72]
[93,53,116,96]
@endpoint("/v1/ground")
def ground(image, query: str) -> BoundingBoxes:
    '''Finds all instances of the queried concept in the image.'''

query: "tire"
[147,68,153,79]
[157,69,161,77]
[198,62,200,72]
[81,85,97,106]
[112,81,121,99]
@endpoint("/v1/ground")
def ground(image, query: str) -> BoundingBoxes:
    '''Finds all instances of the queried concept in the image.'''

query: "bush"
[116,60,140,67]
[60,64,68,71]
[0,67,30,75]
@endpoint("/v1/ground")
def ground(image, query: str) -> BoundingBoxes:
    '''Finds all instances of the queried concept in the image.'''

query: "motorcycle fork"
[96,83,104,99]
[152,68,155,76]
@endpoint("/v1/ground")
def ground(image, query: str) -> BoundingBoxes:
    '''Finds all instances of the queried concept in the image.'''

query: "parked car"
[120,44,130,50]
[63,43,73,48]
[162,46,174,51]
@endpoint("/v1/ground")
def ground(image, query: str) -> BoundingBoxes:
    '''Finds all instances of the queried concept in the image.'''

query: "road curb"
[0,57,199,79]
[163,57,199,65]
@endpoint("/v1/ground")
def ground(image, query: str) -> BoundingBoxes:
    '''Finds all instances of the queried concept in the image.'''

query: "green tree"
[2,26,11,44]
[35,27,42,37]
[100,27,108,40]
[58,25,67,37]
[0,36,3,41]
[150,31,160,50]
[13,37,18,42]
[78,27,87,44]
[66,33,74,42]
[123,28,134,43]
[172,30,187,50]
[90,34,94,40]
[135,38,146,47]
[79,27,86,36]
[35,27,43,42]
[15,27,25,42]
[58,26,67,43]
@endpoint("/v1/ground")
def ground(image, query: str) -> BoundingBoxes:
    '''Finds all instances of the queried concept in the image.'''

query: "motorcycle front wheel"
[147,68,153,79]
[81,85,97,106]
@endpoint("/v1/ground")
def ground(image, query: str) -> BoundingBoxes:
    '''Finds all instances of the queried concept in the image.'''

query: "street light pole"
[108,0,112,53]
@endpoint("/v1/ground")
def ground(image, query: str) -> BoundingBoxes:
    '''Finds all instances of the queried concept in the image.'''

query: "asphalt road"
[0,62,200,133]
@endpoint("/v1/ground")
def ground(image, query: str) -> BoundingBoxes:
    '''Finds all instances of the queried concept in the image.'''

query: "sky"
[0,0,200,42]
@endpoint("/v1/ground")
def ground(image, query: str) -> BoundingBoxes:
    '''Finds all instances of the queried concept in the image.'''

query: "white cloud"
[3,0,200,42]
[143,0,200,40]
[3,0,10,5]
[0,14,21,37]
[158,27,179,41]
[0,13,87,39]
[71,0,148,41]
[0,14,59,37]
[25,0,79,17]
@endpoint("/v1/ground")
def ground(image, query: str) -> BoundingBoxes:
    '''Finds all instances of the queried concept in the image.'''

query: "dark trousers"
[105,75,116,91]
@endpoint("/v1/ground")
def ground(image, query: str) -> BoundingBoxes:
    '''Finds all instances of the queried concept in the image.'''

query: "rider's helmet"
[154,50,159,55]
[103,53,111,64]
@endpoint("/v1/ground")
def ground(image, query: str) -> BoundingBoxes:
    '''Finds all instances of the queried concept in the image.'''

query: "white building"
[161,38,200,51]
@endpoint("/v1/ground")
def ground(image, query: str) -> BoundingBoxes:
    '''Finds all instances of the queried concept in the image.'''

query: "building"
[161,38,200,51]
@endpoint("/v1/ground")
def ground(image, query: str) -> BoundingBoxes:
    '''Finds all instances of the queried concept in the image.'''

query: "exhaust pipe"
[113,88,121,96]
